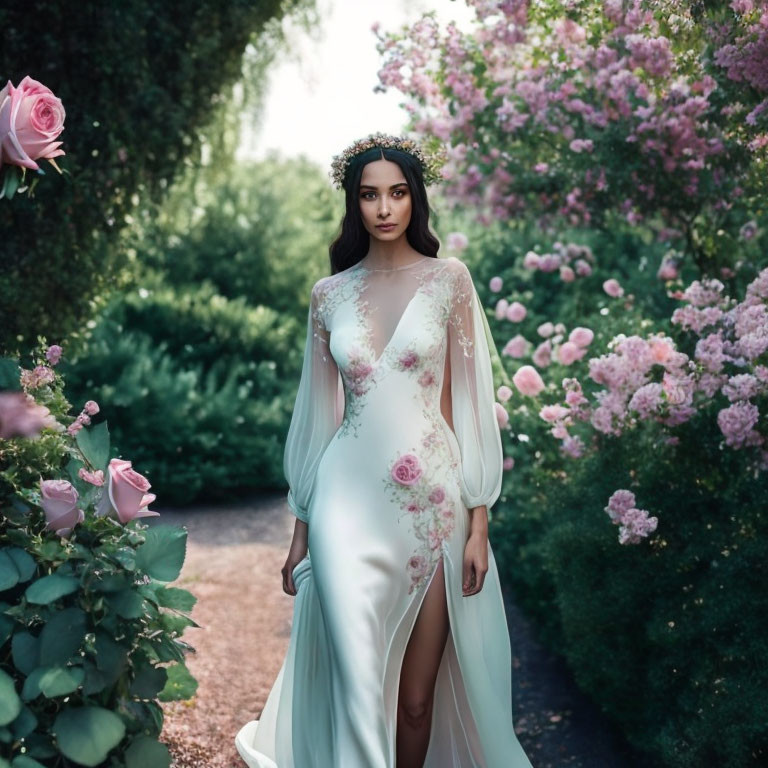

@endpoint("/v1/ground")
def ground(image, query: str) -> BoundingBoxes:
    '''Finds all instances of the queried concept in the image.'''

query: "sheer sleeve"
[283,280,344,523]
[447,259,504,511]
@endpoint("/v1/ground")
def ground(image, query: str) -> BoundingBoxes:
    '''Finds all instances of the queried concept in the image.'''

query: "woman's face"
[358,158,412,242]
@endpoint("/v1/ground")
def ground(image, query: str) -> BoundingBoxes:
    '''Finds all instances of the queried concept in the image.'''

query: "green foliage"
[0,342,198,766]
[0,0,317,353]
[60,156,342,505]
[468,218,768,765]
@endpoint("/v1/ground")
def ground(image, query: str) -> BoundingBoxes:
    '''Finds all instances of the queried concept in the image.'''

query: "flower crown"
[329,132,447,190]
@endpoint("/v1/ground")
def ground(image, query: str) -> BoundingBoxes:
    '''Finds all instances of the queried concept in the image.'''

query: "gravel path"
[153,494,647,768]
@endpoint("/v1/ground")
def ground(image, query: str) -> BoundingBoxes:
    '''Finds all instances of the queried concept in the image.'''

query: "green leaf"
[38,665,85,698]
[25,574,79,605]
[0,669,22,726]
[153,586,197,611]
[20,668,45,701]
[0,757,9,768]
[53,707,126,767]
[129,664,167,699]
[0,603,15,644]
[0,357,21,390]
[112,547,136,571]
[34,540,65,562]
[159,611,199,635]
[5,549,36,583]
[12,755,47,768]
[81,661,106,696]
[10,705,37,738]
[93,631,128,686]
[105,589,146,619]
[74,422,110,473]
[93,574,131,593]
[157,663,197,702]
[0,551,20,591]
[135,526,187,582]
[124,735,171,768]
[39,607,87,666]
[11,632,40,676]
[2,166,20,199]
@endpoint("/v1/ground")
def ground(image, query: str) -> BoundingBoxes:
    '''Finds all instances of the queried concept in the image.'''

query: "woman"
[235,133,533,768]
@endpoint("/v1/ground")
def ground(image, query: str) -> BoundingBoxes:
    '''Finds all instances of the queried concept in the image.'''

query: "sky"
[236,0,475,171]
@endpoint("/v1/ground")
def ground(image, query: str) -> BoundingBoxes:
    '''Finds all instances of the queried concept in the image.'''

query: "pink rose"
[428,486,445,504]
[502,334,529,358]
[537,322,554,338]
[603,278,624,298]
[0,76,66,171]
[494,401,509,428]
[407,554,428,578]
[649,337,673,363]
[391,454,423,485]
[513,365,545,396]
[503,456,515,470]
[446,232,469,251]
[568,327,594,347]
[78,468,105,486]
[539,404,570,422]
[489,275,503,292]
[95,458,160,524]
[398,350,419,369]
[496,384,513,402]
[45,345,63,365]
[495,298,509,320]
[83,400,100,416]
[0,392,56,439]
[560,265,575,282]
[558,341,586,365]
[39,478,84,537]
[506,301,527,322]
[418,369,436,387]
[532,341,552,368]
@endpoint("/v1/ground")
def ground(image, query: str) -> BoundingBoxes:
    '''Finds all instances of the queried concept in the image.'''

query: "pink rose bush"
[525,267,768,542]
[374,0,766,248]
[1,338,197,764]
[3,341,164,536]
[604,489,658,545]
[524,242,595,281]
[0,75,66,199]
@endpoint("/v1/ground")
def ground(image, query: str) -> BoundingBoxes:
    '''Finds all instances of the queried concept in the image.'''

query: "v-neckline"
[353,266,425,367]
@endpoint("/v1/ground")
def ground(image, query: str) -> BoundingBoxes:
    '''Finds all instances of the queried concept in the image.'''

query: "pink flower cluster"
[604,489,658,545]
[513,323,595,370]
[374,0,747,229]
[538,267,768,466]
[67,399,100,436]
[523,241,595,283]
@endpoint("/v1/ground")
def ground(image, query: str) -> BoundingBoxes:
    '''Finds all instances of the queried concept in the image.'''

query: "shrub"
[0,339,198,767]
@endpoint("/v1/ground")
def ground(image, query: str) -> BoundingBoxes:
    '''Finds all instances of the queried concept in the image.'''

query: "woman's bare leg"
[396,556,450,768]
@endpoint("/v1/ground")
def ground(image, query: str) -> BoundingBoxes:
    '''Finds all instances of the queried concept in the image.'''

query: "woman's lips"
[376,223,396,230]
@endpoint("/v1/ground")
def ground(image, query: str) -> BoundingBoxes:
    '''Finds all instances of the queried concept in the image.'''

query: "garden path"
[154,494,647,768]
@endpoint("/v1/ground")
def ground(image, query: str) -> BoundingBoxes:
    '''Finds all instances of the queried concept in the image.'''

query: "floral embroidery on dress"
[384,427,460,594]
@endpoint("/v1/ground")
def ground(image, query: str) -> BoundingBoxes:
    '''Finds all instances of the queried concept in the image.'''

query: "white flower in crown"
[329,131,447,190]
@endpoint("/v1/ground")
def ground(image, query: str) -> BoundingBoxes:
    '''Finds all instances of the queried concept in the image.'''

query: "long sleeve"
[283,280,344,523]
[447,259,504,511]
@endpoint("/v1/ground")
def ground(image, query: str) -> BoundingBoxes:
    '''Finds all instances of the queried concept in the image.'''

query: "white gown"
[235,255,533,767]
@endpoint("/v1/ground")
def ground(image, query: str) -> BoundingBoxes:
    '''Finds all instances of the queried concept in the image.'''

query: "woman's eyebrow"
[359,181,409,190]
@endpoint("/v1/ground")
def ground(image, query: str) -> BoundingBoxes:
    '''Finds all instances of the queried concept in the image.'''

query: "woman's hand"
[282,519,309,596]
[463,505,489,597]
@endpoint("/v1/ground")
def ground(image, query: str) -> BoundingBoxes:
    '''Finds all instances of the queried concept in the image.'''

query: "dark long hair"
[328,146,440,275]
